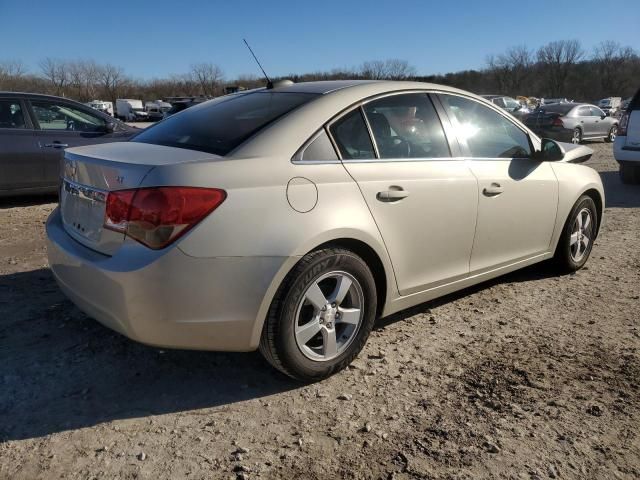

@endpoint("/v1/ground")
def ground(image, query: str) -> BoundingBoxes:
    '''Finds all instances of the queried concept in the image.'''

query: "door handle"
[482,183,504,197]
[44,142,69,148]
[376,187,409,202]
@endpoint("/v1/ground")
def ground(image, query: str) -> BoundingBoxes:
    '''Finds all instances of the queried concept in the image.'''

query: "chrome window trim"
[341,156,532,164]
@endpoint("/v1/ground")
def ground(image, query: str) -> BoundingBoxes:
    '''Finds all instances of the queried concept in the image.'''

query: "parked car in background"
[145,100,172,121]
[86,100,114,116]
[0,92,138,197]
[614,89,640,184]
[525,103,618,144]
[481,95,530,120]
[598,97,622,117]
[46,80,602,381]
[115,99,148,122]
[164,97,209,118]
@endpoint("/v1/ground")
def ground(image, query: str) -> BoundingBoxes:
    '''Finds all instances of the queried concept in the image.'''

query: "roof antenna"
[243,38,273,89]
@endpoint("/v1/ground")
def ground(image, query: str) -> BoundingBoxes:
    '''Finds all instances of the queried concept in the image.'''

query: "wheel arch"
[582,187,603,237]
[248,232,396,349]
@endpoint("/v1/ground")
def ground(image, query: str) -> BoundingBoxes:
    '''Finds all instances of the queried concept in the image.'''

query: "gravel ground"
[1,142,639,479]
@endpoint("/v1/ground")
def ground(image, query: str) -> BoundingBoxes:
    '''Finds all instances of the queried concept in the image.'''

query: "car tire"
[605,126,616,143]
[553,195,598,273]
[571,127,582,144]
[620,163,640,185]
[260,247,377,382]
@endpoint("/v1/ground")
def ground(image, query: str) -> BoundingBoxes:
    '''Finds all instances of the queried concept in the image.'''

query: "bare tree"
[98,64,128,104]
[39,58,70,96]
[360,59,416,80]
[67,60,100,102]
[190,63,224,96]
[593,41,637,96]
[536,40,583,97]
[486,45,533,95]
[0,60,27,90]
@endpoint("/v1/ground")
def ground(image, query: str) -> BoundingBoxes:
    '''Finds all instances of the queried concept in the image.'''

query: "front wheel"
[605,126,616,143]
[260,248,377,382]
[553,195,598,272]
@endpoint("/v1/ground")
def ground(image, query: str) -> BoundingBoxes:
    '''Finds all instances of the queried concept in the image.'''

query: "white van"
[598,97,622,116]
[115,99,148,122]
[614,90,640,184]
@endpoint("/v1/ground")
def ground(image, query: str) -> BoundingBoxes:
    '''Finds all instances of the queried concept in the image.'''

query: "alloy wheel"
[570,208,593,262]
[609,127,616,142]
[294,271,364,361]
[572,129,581,144]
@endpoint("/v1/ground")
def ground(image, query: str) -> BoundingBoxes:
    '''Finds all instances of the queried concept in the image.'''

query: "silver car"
[47,80,604,381]
[525,102,618,144]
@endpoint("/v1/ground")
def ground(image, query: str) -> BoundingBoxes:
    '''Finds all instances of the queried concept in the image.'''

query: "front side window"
[0,100,26,129]
[504,97,520,110]
[590,106,605,117]
[363,93,450,159]
[133,91,319,156]
[439,94,532,159]
[329,108,375,160]
[32,101,106,132]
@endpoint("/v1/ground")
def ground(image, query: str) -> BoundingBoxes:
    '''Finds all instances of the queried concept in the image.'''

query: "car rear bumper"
[614,136,640,162]
[46,208,287,351]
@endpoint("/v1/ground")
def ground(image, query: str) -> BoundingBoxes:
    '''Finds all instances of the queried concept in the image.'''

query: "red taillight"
[552,117,564,127]
[618,112,630,136]
[104,187,226,249]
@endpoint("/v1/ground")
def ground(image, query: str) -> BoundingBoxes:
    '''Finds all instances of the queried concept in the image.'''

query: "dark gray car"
[525,103,618,144]
[0,92,138,197]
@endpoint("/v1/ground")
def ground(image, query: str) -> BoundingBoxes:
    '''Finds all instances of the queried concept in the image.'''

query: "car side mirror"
[105,121,115,133]
[534,138,564,161]
[601,114,607,119]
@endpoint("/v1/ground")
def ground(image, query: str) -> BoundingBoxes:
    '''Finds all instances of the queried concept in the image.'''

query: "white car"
[614,89,640,184]
[46,80,604,381]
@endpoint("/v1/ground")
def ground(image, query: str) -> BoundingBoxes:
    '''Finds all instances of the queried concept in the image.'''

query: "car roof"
[0,91,87,102]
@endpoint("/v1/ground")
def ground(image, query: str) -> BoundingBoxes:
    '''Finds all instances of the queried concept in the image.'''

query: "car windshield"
[132,91,319,156]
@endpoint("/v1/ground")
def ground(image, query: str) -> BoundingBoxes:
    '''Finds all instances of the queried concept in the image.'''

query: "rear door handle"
[44,142,69,148]
[376,187,409,202]
[482,183,504,197]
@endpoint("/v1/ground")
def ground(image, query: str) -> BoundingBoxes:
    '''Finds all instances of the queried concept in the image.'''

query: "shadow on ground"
[599,170,640,208]
[0,268,299,442]
[0,258,565,442]
[0,194,58,209]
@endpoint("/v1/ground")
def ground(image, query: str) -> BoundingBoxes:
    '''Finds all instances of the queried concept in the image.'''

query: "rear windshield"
[537,104,574,115]
[132,91,319,156]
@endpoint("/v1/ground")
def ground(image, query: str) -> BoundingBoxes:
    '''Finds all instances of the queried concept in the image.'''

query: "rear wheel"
[620,162,640,184]
[605,126,616,142]
[571,127,582,144]
[553,195,598,272]
[260,248,377,382]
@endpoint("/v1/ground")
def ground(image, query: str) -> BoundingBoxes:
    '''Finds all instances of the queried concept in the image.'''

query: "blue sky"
[1,0,639,79]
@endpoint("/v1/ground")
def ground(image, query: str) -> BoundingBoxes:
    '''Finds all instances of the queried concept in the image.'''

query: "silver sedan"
[47,80,604,381]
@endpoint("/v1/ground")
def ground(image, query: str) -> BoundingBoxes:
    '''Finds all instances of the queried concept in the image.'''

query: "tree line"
[1,40,638,105]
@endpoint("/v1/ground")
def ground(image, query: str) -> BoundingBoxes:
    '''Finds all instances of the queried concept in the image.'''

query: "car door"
[28,99,113,187]
[331,92,478,296]
[0,97,44,192]
[437,93,558,273]
[576,105,595,136]
[590,106,608,136]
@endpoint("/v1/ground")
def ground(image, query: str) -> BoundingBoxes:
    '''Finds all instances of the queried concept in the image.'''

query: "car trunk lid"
[60,142,221,255]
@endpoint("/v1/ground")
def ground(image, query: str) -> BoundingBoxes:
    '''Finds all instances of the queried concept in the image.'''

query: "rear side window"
[329,108,375,159]
[132,92,319,156]
[0,100,26,129]
[293,130,338,162]
[439,94,532,159]
[577,106,591,116]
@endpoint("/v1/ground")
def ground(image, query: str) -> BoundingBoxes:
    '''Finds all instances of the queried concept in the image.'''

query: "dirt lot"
[1,142,639,480]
